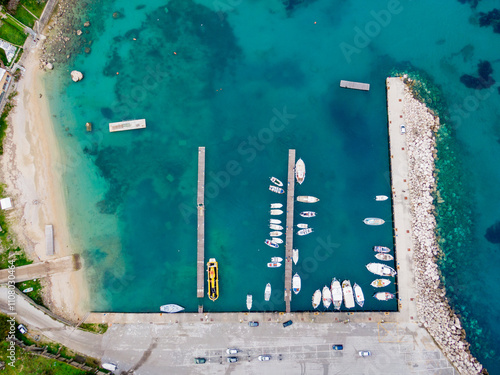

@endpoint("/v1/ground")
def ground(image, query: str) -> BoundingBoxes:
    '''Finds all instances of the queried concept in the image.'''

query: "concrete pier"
[340,80,370,91]
[197,147,205,298]
[109,119,146,132]
[284,149,296,313]
[45,224,54,256]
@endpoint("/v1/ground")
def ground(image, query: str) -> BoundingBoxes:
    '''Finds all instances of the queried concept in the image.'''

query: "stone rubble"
[402,78,485,375]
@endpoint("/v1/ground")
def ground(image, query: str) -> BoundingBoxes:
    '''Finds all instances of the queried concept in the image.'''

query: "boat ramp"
[340,80,370,91]
[109,119,146,132]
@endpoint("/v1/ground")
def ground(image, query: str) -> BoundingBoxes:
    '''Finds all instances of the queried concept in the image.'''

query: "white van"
[102,362,118,372]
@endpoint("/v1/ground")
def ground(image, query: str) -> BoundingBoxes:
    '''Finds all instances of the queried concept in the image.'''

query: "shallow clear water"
[44,0,500,371]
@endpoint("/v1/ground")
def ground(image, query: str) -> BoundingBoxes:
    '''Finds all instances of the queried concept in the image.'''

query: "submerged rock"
[71,70,84,82]
[485,221,500,244]
[46,63,53,70]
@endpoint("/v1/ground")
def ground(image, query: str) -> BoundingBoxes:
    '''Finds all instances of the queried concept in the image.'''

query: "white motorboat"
[300,211,316,218]
[375,253,394,261]
[270,224,283,230]
[374,292,395,301]
[292,273,301,294]
[375,195,388,201]
[371,279,391,288]
[292,249,299,265]
[270,209,283,215]
[373,246,391,253]
[297,223,308,229]
[246,294,252,310]
[267,262,282,268]
[265,239,279,248]
[270,203,283,209]
[271,257,283,262]
[342,280,355,309]
[322,286,332,309]
[160,304,185,313]
[297,228,313,236]
[353,283,364,307]
[295,158,306,184]
[265,283,271,301]
[270,176,283,187]
[331,278,343,310]
[269,231,282,237]
[272,237,283,244]
[270,219,281,224]
[269,185,285,194]
[366,263,397,277]
[312,289,321,309]
[364,218,385,225]
[297,196,319,203]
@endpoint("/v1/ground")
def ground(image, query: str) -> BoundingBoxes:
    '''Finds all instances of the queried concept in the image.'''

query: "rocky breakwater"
[402,78,485,375]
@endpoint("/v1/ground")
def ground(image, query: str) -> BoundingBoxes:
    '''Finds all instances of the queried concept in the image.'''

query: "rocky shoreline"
[401,77,486,375]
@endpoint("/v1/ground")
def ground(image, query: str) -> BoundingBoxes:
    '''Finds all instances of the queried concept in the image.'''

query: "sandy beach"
[0,45,88,322]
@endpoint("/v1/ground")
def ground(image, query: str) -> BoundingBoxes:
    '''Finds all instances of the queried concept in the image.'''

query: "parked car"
[194,357,206,364]
[17,324,27,334]
[359,350,371,357]
[226,348,239,354]
[227,357,238,363]
[248,321,259,327]
[332,344,343,350]
[400,124,406,134]
[258,355,271,361]
[282,320,293,328]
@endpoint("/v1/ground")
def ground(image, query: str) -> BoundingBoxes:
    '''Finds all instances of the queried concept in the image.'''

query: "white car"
[359,350,371,357]
[226,348,239,354]
[400,124,406,134]
[18,324,27,334]
[258,355,271,361]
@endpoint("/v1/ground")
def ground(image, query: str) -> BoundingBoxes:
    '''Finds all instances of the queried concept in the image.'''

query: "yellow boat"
[207,258,219,301]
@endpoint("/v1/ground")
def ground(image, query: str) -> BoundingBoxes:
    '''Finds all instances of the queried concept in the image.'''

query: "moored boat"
[269,185,285,194]
[312,289,321,309]
[371,279,391,288]
[160,304,185,313]
[270,219,281,224]
[322,286,332,309]
[269,231,282,237]
[375,253,394,261]
[271,257,283,263]
[297,228,313,236]
[270,209,283,215]
[375,195,388,201]
[374,292,395,301]
[295,158,306,184]
[265,283,271,301]
[270,224,283,230]
[292,249,299,265]
[297,223,308,229]
[353,283,365,307]
[267,262,282,268]
[373,246,391,253]
[364,218,385,225]
[265,239,279,248]
[270,203,283,209]
[297,196,319,203]
[270,177,283,187]
[300,211,316,218]
[207,258,219,301]
[331,278,343,310]
[366,262,397,277]
[342,280,355,309]
[246,294,252,310]
[292,273,301,294]
[271,237,283,244]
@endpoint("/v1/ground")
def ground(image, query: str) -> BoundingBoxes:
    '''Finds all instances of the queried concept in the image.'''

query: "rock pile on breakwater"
[402,78,486,375]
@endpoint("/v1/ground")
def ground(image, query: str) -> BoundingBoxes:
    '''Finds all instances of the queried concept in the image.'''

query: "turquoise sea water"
[43,0,500,371]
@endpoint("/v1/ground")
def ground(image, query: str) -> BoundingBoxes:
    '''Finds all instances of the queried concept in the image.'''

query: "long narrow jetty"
[284,149,296,313]
[197,147,205,298]
[109,119,146,132]
[340,80,370,91]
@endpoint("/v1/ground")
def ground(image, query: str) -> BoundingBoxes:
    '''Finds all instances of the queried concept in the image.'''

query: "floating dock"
[284,149,296,313]
[340,80,370,91]
[109,119,146,132]
[197,147,205,298]
[45,225,54,256]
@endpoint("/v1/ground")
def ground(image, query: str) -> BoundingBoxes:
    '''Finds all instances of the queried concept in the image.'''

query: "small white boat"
[246,294,252,310]
[265,283,271,301]
[373,246,391,253]
[270,224,283,230]
[292,249,299,265]
[295,158,306,184]
[353,283,364,307]
[270,177,283,187]
[364,218,385,225]
[269,231,282,237]
[297,228,313,236]
[331,278,343,310]
[160,304,185,313]
[374,292,395,301]
[292,273,301,294]
[270,219,281,224]
[265,239,279,248]
[270,203,283,209]
[267,262,282,268]
[271,257,283,262]
[300,211,316,218]
[269,185,285,194]
[371,279,391,288]
[312,289,321,309]
[270,209,283,216]
[322,286,332,309]
[272,237,283,244]
[297,223,308,229]
[297,196,319,203]
[342,280,355,309]
[366,263,397,277]
[375,195,388,201]
[22,287,34,293]
[375,253,394,261]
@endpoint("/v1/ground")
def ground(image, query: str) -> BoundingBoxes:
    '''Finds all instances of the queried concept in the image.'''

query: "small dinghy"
[364,218,385,225]
[292,273,301,294]
[297,196,319,203]
[269,185,285,194]
[371,279,391,288]
[312,289,321,309]
[353,283,365,307]
[374,292,395,301]
[265,283,271,301]
[270,209,283,215]
[366,263,397,277]
[270,224,283,230]
[271,257,283,262]
[373,246,391,253]
[267,262,282,268]
[331,278,343,310]
[375,195,388,201]
[270,177,283,187]
[246,294,252,310]
[265,239,279,248]
[272,237,283,244]
[322,286,332,309]
[160,304,185,313]
[375,253,394,261]
[270,219,281,224]
[297,228,313,236]
[270,203,283,209]
[297,223,308,229]
[300,211,316,218]
[269,231,282,237]
[292,249,299,265]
